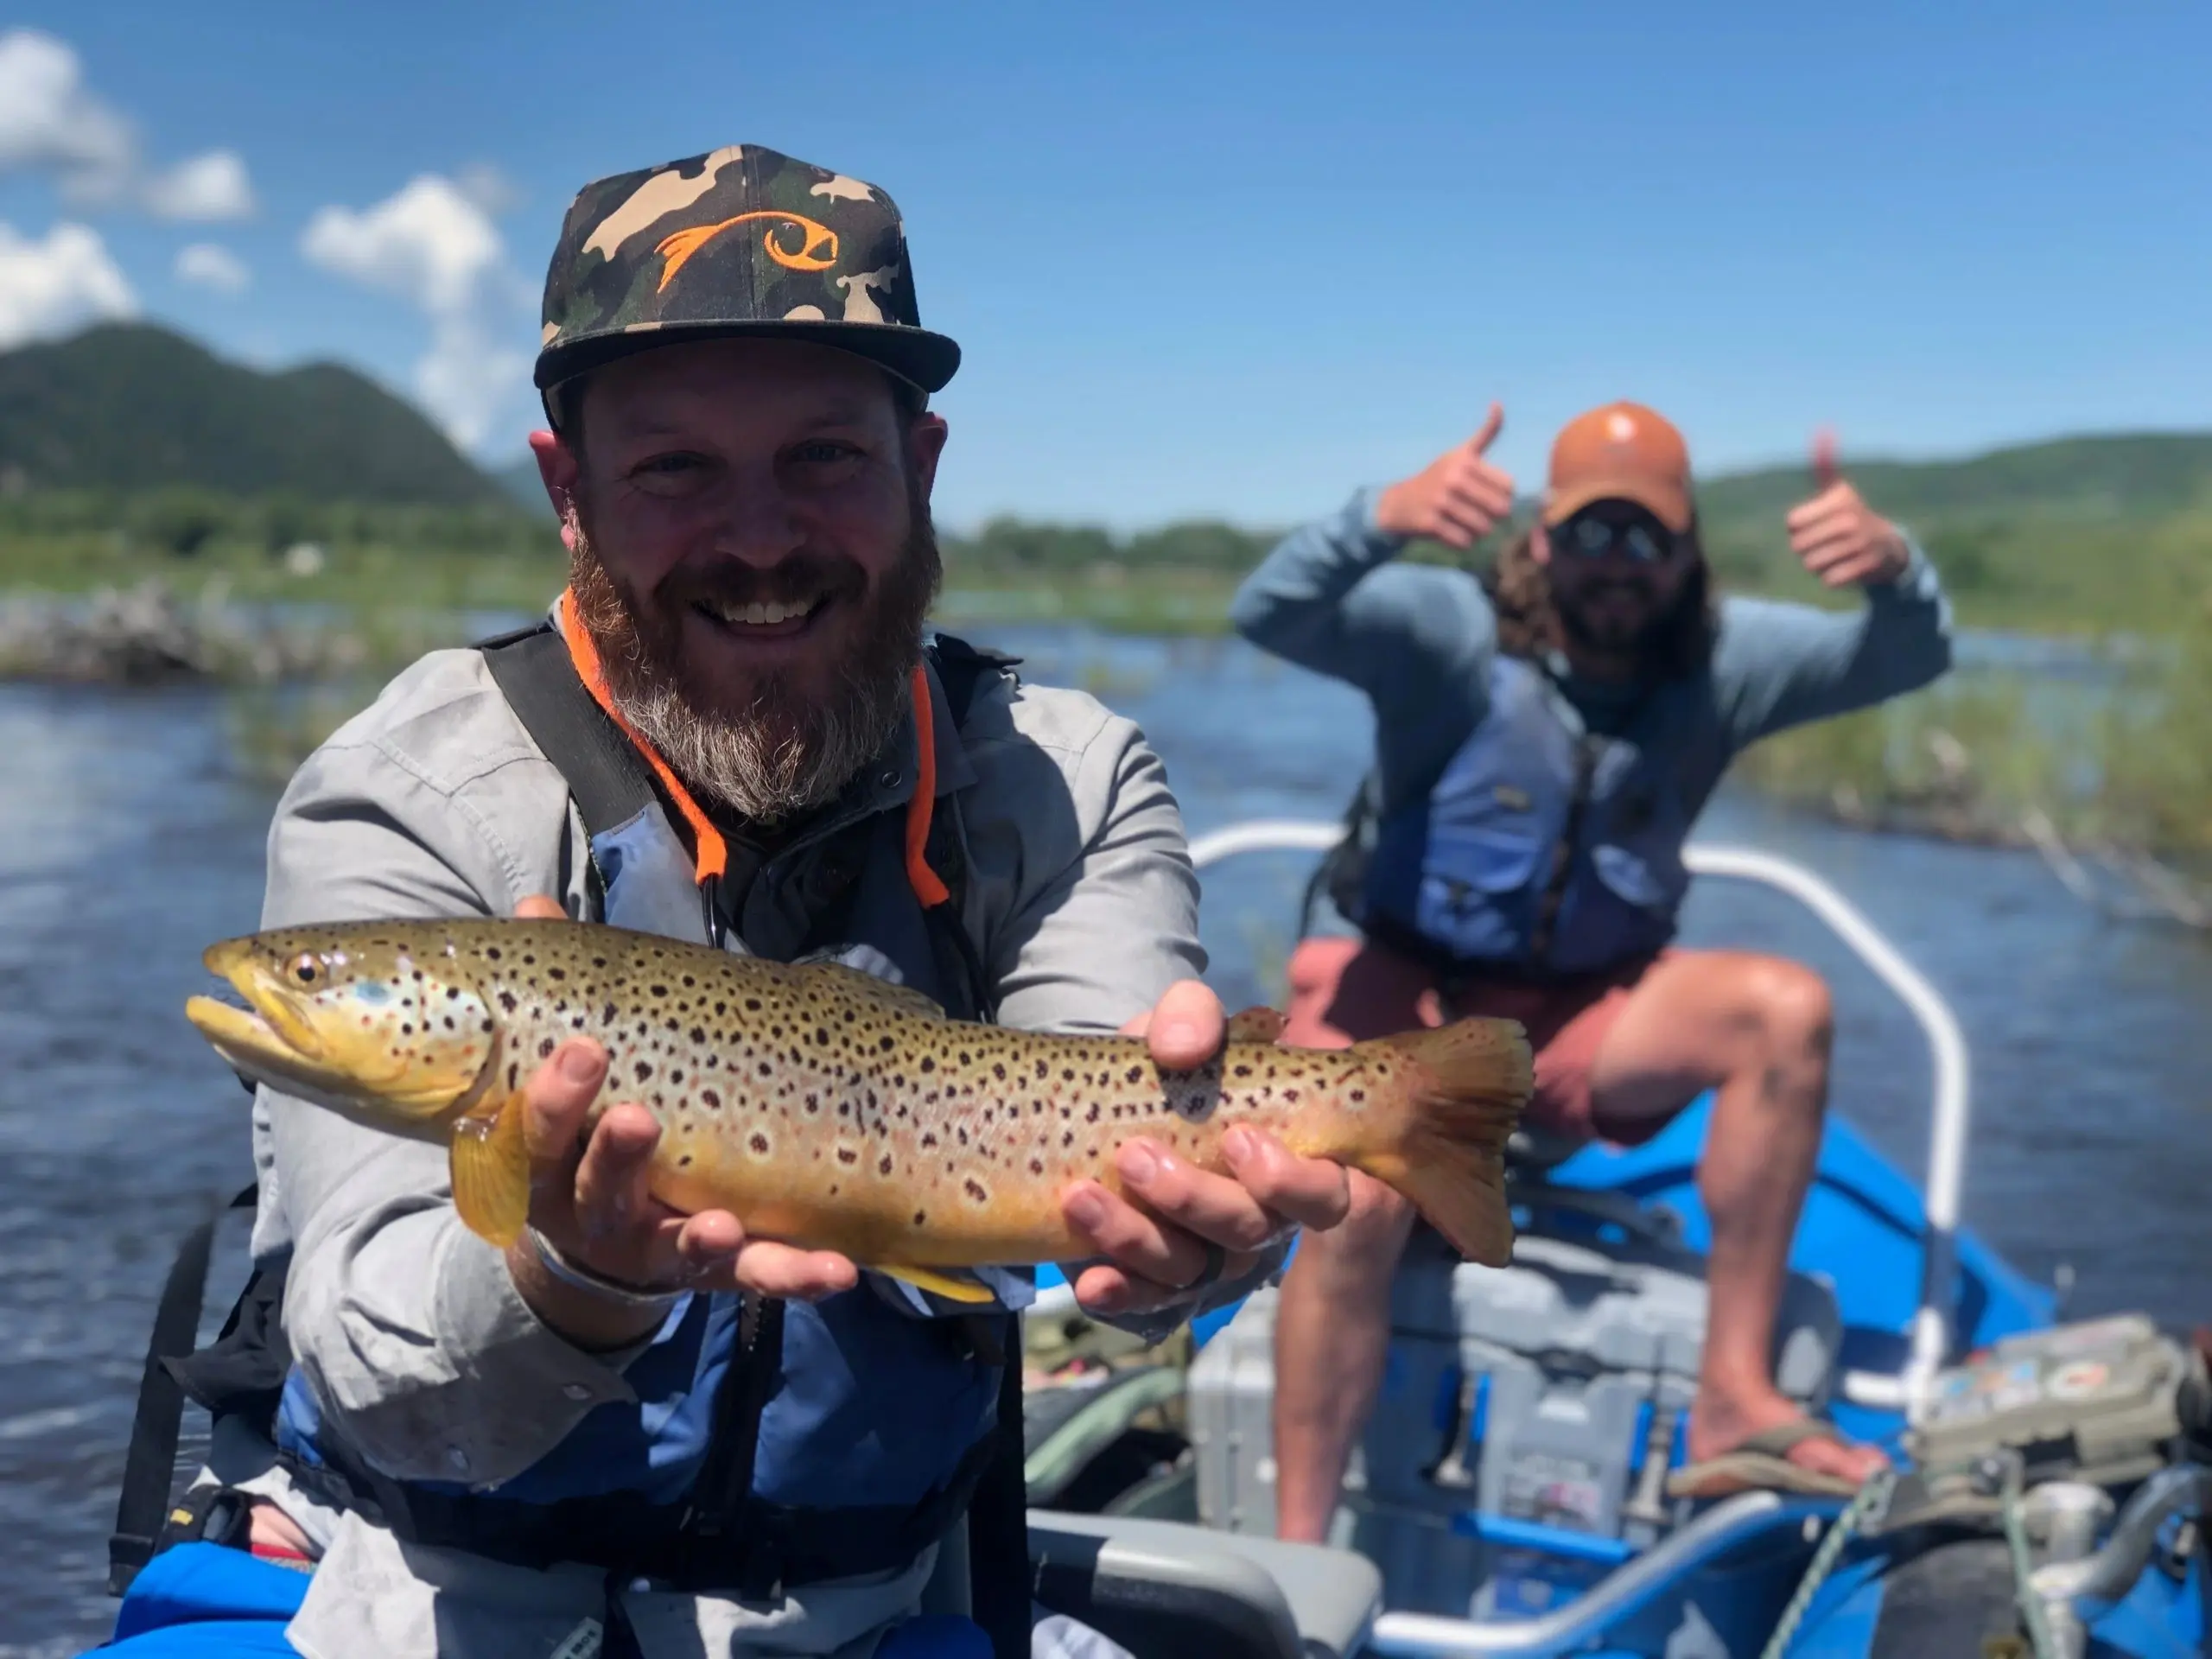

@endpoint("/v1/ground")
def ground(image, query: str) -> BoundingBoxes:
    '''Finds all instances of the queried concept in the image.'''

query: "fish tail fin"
[1352,1018,1533,1268]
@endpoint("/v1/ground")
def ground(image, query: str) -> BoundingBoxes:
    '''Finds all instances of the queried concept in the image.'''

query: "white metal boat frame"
[1030,822,1970,1428]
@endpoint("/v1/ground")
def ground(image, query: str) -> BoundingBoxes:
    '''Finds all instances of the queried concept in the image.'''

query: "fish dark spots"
[682,975,696,988]
[837,1102,850,1118]
[1061,1130,1074,1148]
[814,1028,830,1046]
[690,1027,705,1045]
[879,1036,896,1053]
[634,1061,653,1083]
[829,1183,840,1196]
[919,1056,936,1074]
[678,1154,693,1167]
[878,1154,893,1176]
[650,984,667,999]
[1085,1104,1100,1123]
[749,1133,770,1155]
[804,1094,819,1115]
[506,1062,518,1089]
[669,1068,683,1084]
[1233,1065,1252,1078]
[1125,1065,1144,1084]
[760,1061,773,1077]
[957,1051,972,1067]
[1351,1089,1366,1104]
[993,1062,1007,1082]
[714,1001,727,1016]
[599,1001,616,1025]
[701,1089,721,1109]
[963,1178,988,1204]
[443,1016,455,1031]
[1283,1089,1299,1103]
[1059,1106,1071,1119]
[1035,1058,1050,1079]
[912,1210,927,1227]
[1061,1068,1075,1083]
[956,1127,969,1146]
[548,967,566,981]
[480,1019,495,1034]
[921,1131,938,1149]
[592,957,607,969]
[537,1037,556,1059]
[400,1023,413,1036]
[744,998,762,1013]
[1028,1157,1044,1175]
[837,1147,858,1166]
[445,986,461,1001]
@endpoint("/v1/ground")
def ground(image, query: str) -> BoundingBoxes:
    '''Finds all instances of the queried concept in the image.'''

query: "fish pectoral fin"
[450,1091,531,1249]
[874,1263,996,1305]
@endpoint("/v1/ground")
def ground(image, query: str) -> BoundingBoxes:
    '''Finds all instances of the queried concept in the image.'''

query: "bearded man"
[1230,401,1952,1534]
[130,145,1351,1659]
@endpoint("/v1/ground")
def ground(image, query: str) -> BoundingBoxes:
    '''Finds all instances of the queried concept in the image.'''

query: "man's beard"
[566,499,943,828]
[1556,576,1681,658]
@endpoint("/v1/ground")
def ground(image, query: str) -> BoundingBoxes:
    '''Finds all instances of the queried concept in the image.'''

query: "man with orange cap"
[1230,400,1952,1529]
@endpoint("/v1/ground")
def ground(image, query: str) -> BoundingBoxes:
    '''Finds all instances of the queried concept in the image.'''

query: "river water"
[5,625,2210,1653]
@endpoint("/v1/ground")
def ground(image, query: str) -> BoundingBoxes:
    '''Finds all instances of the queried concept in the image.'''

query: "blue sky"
[0,1,2205,531]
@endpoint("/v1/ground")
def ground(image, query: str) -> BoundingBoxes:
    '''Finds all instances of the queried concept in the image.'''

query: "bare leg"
[1587,951,1885,1484]
[1269,936,1435,1541]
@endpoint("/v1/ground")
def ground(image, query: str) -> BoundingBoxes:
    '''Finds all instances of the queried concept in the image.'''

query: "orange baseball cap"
[1541,401,1694,534]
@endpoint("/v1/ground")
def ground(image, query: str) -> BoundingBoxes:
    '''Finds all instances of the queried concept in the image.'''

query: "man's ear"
[529,429,583,552]
[906,413,950,502]
[1529,521,1554,567]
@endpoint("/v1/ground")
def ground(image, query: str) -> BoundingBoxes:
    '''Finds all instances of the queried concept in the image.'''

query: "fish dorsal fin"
[789,955,946,1022]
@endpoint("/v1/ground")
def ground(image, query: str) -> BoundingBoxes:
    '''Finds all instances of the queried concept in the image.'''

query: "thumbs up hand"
[1375,404,1516,550]
[1786,427,1910,588]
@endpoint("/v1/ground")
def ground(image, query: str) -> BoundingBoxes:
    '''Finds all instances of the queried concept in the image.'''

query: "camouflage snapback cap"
[536,143,959,408]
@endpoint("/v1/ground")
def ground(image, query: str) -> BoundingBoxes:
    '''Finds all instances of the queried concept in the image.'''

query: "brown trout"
[185,918,1533,1298]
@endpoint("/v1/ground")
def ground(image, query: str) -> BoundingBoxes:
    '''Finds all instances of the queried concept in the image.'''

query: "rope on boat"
[1755,1468,1897,1659]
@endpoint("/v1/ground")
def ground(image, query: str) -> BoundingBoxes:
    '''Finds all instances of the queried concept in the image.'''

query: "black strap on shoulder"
[922,634,1032,1656]
[108,1182,256,1595]
[480,625,658,840]
[967,1312,1032,1659]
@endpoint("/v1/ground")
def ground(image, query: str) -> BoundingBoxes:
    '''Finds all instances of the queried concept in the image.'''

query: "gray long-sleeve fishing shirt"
[218,641,1263,1659]
[1230,487,1955,819]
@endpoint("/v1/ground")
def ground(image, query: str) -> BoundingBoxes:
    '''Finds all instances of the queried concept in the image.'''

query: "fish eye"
[289,953,321,986]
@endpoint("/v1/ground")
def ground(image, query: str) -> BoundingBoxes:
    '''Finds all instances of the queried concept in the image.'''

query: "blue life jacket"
[257,626,1021,1596]
[1354,653,1726,976]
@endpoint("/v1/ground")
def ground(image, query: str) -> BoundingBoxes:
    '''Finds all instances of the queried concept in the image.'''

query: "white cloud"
[302,175,533,452]
[0,30,132,198]
[143,149,255,221]
[0,220,137,348]
[175,241,249,295]
[0,29,256,217]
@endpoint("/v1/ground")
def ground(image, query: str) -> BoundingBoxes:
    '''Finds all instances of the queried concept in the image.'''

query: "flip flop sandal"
[1663,1419,1869,1500]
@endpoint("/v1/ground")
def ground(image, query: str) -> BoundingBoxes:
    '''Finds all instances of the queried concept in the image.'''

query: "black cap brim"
[535,320,961,404]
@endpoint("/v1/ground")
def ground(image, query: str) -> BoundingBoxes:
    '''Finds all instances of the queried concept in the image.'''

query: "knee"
[1738,957,1834,1058]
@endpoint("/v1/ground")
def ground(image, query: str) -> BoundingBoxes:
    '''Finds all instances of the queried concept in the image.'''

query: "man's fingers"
[1470,401,1505,456]
[1783,490,1854,534]
[1062,1177,1207,1289]
[1443,473,1515,524]
[1811,426,1840,491]
[571,1103,661,1240]
[1115,1138,1281,1253]
[1221,1127,1352,1231]
[730,1239,860,1301]
[514,893,566,920]
[1141,979,1225,1071]
[523,1039,607,1165]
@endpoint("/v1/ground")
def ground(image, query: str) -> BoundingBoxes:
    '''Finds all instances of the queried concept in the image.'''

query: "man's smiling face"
[533,335,950,824]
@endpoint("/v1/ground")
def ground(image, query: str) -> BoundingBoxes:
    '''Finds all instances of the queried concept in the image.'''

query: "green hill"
[1688,433,2212,632]
[0,323,505,507]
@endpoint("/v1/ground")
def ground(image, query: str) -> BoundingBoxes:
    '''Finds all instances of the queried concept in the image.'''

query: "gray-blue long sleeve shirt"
[1230,487,1954,818]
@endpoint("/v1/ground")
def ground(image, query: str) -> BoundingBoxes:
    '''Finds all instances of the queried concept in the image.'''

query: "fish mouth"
[185,938,474,1116]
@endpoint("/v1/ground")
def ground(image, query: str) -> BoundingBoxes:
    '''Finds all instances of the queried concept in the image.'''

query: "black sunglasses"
[1555,512,1678,564]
